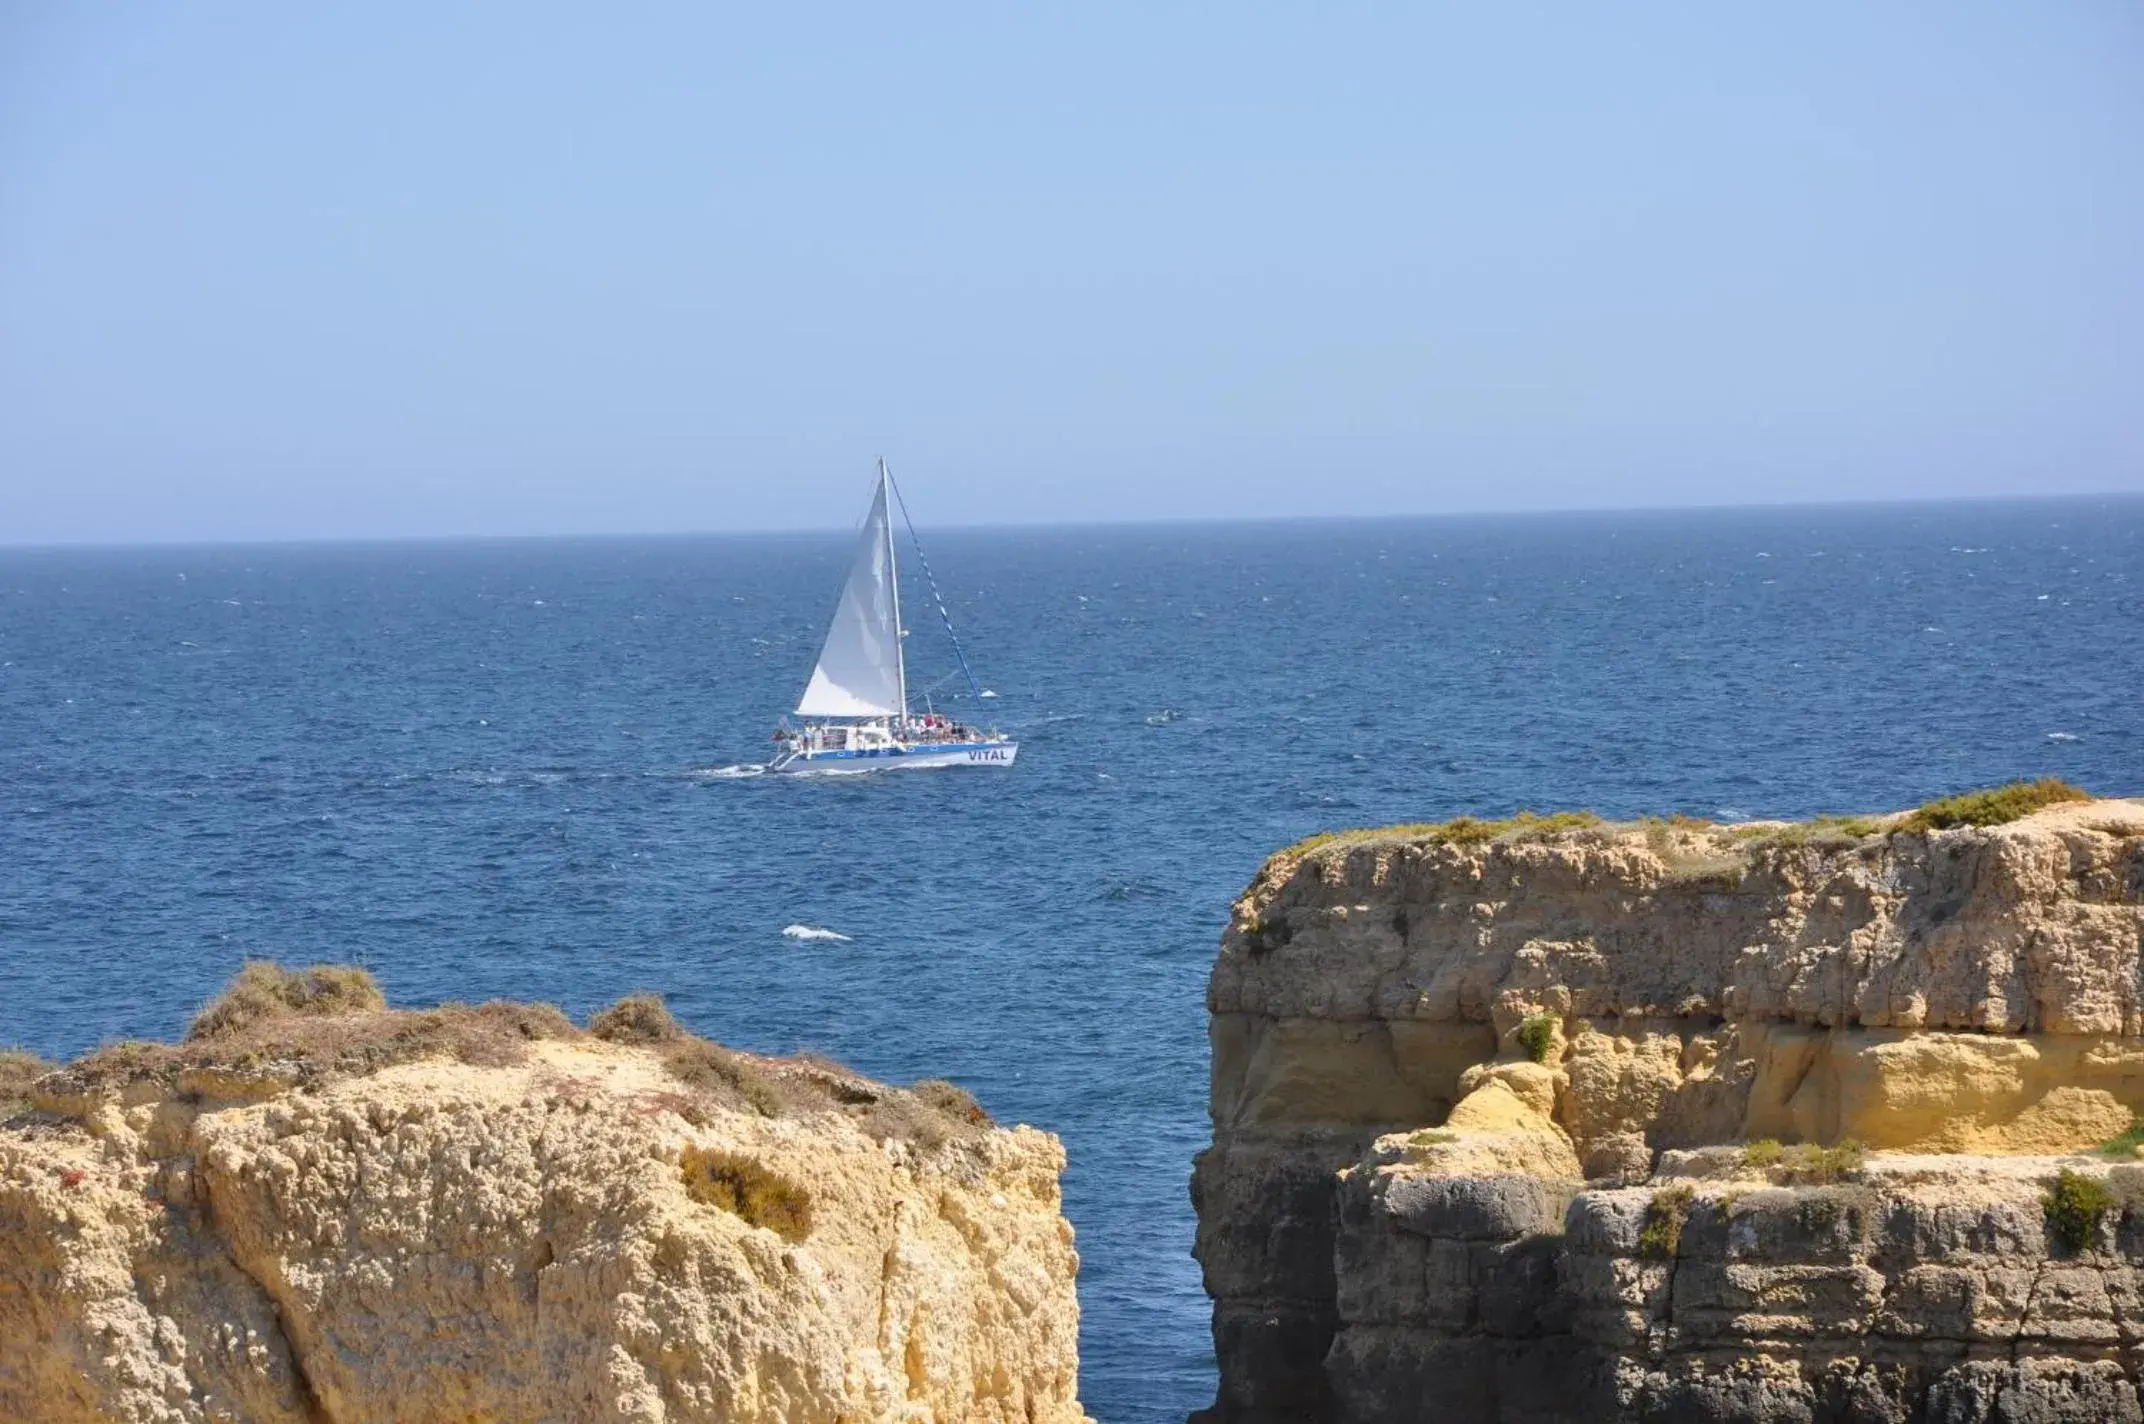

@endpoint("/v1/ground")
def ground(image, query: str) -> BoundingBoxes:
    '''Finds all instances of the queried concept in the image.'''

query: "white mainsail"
[795,475,904,718]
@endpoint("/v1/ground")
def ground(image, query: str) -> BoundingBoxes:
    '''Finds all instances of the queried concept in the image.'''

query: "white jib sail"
[796,478,904,718]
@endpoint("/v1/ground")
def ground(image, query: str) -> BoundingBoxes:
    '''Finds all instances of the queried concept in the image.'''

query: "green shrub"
[2044,1168,2115,1254]
[680,1146,812,1241]
[2100,1119,2144,1159]
[1903,779,2089,833]
[1778,1139,1866,1185]
[1739,1138,1865,1183]
[588,993,682,1044]
[1497,811,1607,844]
[187,962,385,1040]
[1639,1183,1694,1259]
[1515,1013,1559,1064]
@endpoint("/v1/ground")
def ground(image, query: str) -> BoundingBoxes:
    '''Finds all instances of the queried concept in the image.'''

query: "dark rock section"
[1315,1158,2144,1424]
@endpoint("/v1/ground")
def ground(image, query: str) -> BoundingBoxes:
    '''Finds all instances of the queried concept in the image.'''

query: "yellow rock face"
[1435,1077,1584,1179]
[1212,800,2144,1165]
[0,1040,1088,1424]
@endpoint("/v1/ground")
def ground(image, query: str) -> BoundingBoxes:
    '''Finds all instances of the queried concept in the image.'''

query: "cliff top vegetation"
[1900,777,2091,831]
[1285,810,1604,857]
[1280,780,2100,863]
[18,962,988,1146]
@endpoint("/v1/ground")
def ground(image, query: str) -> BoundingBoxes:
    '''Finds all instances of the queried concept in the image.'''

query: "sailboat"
[766,461,1017,773]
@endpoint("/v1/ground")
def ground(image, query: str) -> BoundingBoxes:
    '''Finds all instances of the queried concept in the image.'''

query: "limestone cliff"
[0,973,1087,1423]
[1194,795,2144,1421]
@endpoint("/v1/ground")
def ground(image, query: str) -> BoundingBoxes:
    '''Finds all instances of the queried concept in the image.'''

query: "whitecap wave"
[2047,731,2081,743]
[782,924,851,942]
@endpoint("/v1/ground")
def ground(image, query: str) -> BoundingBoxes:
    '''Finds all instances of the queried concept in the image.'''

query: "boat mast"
[881,458,908,724]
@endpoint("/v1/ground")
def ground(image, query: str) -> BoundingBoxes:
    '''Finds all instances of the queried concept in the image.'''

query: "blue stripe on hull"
[769,740,1019,772]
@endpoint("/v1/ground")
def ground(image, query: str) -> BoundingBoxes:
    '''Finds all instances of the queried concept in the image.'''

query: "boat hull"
[767,739,1019,774]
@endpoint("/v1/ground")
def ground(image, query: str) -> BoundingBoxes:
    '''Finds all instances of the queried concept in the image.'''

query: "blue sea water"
[2,496,2140,1422]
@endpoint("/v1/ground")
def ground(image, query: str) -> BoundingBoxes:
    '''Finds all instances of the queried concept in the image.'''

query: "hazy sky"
[2,4,2139,543]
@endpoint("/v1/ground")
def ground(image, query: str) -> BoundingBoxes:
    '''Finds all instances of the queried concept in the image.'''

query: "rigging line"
[888,472,986,704]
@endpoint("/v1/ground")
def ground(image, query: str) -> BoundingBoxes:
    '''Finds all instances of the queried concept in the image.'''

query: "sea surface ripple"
[2,498,2140,1422]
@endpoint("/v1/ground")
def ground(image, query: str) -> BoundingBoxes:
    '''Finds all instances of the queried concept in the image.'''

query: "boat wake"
[782,924,851,942]
[687,764,766,780]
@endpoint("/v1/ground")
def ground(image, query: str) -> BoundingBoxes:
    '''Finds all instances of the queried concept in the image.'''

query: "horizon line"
[3,488,2139,554]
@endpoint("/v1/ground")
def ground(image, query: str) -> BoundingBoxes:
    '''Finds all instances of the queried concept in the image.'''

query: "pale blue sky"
[2,3,2139,543]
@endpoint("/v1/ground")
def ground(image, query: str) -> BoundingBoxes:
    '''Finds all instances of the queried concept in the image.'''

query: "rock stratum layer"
[0,990,1086,1423]
[1195,798,2144,1422]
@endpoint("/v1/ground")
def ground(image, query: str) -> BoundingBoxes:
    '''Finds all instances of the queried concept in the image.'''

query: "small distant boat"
[767,462,1017,774]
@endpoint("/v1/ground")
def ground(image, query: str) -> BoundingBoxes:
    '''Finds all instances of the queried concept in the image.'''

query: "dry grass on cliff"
[1287,810,1603,857]
[683,1042,996,1148]
[680,1145,814,1241]
[586,994,994,1146]
[589,992,797,1118]
[1634,818,1755,884]
[587,993,682,1045]
[1,1049,53,1118]
[1725,815,1889,852]
[54,963,582,1100]
[35,973,991,1151]
[187,962,387,1040]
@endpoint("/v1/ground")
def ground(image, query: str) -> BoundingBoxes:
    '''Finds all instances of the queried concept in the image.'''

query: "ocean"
[2,496,2139,1422]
